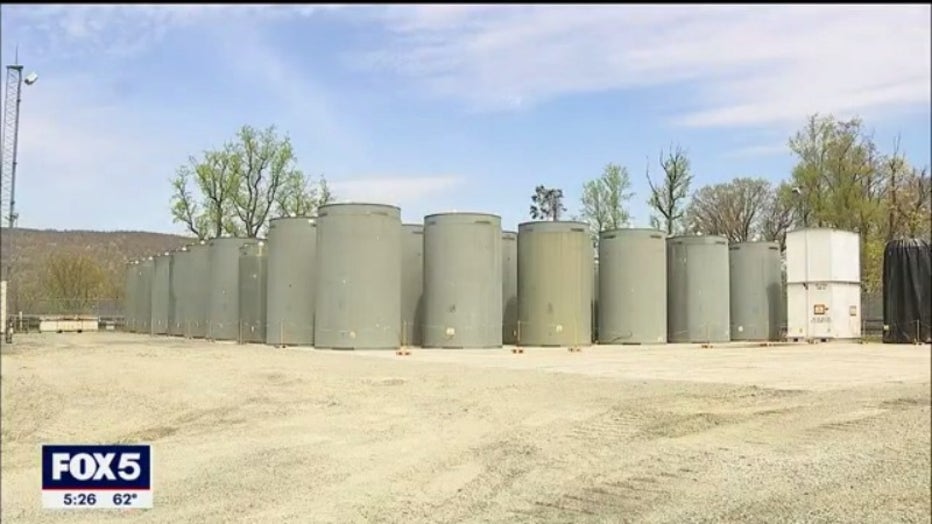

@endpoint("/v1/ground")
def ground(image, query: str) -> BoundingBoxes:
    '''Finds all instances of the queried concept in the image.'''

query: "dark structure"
[882,239,931,343]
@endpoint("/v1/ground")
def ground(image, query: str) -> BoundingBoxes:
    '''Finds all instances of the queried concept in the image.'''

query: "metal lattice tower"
[1,63,24,233]
[1,50,29,286]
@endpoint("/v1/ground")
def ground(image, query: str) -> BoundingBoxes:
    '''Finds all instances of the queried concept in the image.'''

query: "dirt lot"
[2,333,930,523]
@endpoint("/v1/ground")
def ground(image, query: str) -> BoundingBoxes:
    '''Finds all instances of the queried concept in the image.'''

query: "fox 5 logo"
[42,445,151,490]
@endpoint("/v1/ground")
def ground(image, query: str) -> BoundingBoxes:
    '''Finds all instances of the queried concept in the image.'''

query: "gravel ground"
[2,333,929,523]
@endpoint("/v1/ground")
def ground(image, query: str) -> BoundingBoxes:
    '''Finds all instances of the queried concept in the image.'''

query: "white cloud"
[723,144,792,160]
[3,4,344,58]
[329,175,464,208]
[362,5,932,128]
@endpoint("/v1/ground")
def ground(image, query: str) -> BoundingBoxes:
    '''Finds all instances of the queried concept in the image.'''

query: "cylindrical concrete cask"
[729,241,782,341]
[401,224,424,346]
[598,229,667,344]
[266,217,317,346]
[238,241,268,344]
[151,253,171,334]
[423,213,502,348]
[136,257,154,335]
[502,231,518,344]
[517,221,593,346]
[186,242,210,338]
[314,203,402,349]
[207,237,251,341]
[667,235,730,343]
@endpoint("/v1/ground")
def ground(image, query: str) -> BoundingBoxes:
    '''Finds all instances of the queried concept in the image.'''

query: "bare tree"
[169,167,202,238]
[686,178,771,242]
[646,145,693,234]
[893,165,932,241]
[759,182,796,251]
[881,136,931,242]
[318,177,334,207]
[43,253,106,314]
[530,185,566,221]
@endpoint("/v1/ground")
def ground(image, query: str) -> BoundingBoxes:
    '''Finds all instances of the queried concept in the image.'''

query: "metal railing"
[6,297,123,317]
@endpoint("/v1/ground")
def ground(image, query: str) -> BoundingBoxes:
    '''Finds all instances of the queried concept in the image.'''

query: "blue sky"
[1,4,929,235]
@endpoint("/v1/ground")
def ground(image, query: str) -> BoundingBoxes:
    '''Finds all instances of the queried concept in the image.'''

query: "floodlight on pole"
[1,63,37,232]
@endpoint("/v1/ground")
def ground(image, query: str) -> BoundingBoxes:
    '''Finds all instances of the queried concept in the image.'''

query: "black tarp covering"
[883,239,932,343]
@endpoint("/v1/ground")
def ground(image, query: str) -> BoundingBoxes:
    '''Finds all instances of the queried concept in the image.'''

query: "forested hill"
[1,227,193,314]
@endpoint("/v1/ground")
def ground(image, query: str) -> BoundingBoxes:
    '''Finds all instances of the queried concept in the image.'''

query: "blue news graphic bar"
[42,445,151,490]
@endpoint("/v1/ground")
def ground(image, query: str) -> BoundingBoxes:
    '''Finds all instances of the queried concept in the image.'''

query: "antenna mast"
[1,51,25,281]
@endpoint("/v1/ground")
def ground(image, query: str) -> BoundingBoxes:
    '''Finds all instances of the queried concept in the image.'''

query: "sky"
[0,4,929,235]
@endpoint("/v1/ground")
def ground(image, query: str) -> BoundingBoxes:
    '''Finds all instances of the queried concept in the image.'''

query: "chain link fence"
[861,291,884,338]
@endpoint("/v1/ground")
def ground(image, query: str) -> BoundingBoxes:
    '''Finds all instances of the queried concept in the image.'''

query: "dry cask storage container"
[729,242,783,341]
[186,242,210,338]
[136,257,155,335]
[266,217,317,346]
[666,235,730,343]
[592,255,599,343]
[502,231,518,344]
[401,224,424,346]
[238,241,268,343]
[314,203,402,350]
[207,237,250,341]
[598,229,667,344]
[423,213,502,348]
[151,252,171,335]
[517,221,592,346]
[169,248,188,336]
[124,261,138,332]
[166,250,177,335]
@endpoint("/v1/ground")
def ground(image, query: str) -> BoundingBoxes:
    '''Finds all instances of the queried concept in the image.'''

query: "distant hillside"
[1,228,194,314]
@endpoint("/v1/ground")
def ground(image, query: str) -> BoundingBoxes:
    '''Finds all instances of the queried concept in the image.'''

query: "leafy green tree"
[646,145,692,234]
[784,114,884,232]
[171,147,238,239]
[784,114,889,291]
[530,185,566,221]
[275,173,334,218]
[170,125,331,239]
[579,163,634,243]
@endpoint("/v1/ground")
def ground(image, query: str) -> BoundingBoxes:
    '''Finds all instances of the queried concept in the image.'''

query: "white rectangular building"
[786,228,860,283]
[38,317,99,333]
[785,228,861,341]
